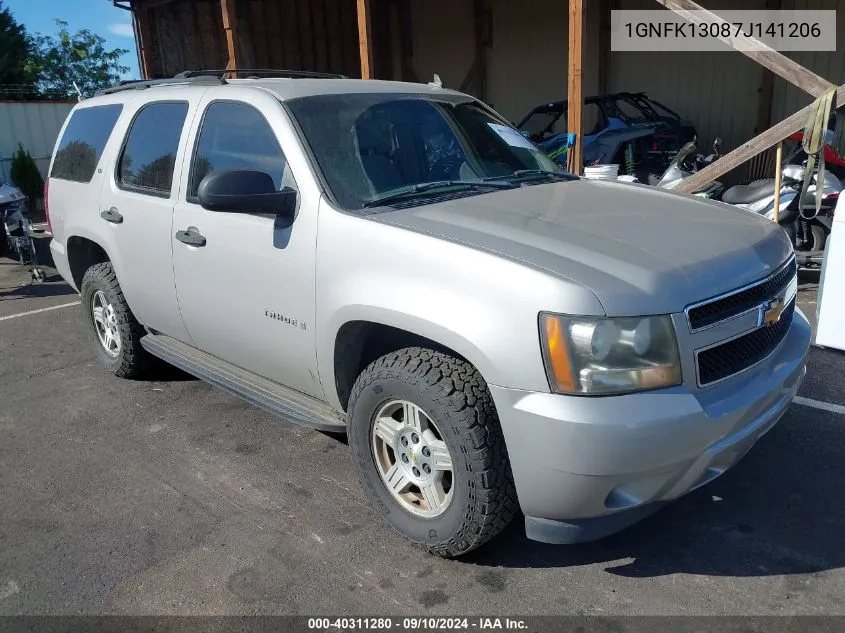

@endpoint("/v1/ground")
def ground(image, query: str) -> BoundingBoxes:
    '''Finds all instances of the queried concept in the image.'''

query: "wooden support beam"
[134,8,153,79]
[357,0,374,79]
[653,0,834,98]
[567,0,584,175]
[773,141,783,223]
[677,83,845,194]
[220,0,239,73]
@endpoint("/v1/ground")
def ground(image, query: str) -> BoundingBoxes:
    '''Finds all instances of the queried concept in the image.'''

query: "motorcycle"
[1,184,46,282]
[657,140,842,266]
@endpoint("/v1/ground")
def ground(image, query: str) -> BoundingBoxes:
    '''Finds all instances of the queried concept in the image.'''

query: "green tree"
[10,143,43,204]
[25,20,130,99]
[0,1,33,90]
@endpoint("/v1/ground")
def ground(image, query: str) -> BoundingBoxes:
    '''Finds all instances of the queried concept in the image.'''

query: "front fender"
[314,203,605,409]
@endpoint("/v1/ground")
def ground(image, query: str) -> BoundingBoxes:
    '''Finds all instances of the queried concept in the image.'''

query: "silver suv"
[47,72,810,557]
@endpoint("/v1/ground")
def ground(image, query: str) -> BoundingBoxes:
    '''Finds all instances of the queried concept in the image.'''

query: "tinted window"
[287,93,560,210]
[51,104,122,182]
[189,102,289,198]
[117,102,188,195]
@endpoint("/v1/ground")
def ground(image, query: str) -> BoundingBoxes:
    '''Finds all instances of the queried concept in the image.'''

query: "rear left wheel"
[80,262,151,378]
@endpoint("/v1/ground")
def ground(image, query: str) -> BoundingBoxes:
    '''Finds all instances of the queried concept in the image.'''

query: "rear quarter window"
[51,104,123,183]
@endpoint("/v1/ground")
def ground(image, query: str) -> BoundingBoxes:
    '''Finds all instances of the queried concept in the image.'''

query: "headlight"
[540,313,681,395]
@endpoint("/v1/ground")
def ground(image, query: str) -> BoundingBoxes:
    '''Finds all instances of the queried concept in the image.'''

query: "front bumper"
[490,309,811,544]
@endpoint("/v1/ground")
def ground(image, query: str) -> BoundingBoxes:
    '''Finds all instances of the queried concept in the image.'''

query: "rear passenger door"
[98,96,200,343]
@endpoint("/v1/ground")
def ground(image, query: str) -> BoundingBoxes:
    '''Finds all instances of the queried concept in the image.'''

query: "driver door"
[171,89,323,399]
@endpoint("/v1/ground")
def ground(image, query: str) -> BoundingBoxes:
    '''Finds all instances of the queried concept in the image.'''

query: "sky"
[5,0,140,80]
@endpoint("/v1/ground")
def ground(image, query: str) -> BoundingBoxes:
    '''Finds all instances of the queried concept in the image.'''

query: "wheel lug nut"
[411,433,419,444]
[412,467,420,477]
[422,464,431,474]
[422,447,431,457]
[400,437,408,447]
[401,454,409,463]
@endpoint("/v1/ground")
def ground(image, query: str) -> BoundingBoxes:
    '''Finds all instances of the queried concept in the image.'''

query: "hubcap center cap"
[396,427,433,482]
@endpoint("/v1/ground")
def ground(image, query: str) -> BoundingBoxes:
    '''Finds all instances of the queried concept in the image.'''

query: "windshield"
[520,107,565,139]
[606,97,649,124]
[286,93,564,210]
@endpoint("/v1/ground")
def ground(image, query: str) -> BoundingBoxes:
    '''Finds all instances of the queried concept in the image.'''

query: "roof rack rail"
[96,75,225,96]
[175,69,347,80]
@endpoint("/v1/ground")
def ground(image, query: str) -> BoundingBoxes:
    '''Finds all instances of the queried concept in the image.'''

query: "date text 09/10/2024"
[307,617,528,630]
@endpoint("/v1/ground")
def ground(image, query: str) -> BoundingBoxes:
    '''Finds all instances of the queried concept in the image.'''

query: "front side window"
[51,104,123,183]
[117,101,188,196]
[189,101,290,199]
[287,93,564,211]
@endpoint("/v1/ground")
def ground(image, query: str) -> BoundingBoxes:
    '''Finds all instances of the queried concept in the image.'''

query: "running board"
[140,333,346,432]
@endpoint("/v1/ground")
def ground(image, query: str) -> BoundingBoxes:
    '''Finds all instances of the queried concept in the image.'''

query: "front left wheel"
[80,262,151,378]
[347,347,518,557]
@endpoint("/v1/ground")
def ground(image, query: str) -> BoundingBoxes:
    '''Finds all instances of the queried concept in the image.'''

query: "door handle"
[100,207,123,224]
[175,228,207,247]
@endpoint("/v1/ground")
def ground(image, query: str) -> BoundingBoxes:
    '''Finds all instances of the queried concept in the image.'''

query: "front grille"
[687,258,797,330]
[696,298,795,386]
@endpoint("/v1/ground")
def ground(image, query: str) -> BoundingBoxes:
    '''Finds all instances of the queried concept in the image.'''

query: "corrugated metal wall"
[771,0,845,123]
[0,101,73,184]
[608,0,768,155]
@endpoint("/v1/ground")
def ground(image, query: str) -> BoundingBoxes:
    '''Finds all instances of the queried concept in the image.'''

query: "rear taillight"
[44,178,51,234]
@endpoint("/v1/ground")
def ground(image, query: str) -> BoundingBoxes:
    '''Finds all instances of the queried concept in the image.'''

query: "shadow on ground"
[466,407,843,578]
[0,276,76,301]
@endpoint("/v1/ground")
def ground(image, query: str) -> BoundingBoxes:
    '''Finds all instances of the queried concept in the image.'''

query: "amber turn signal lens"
[542,314,576,393]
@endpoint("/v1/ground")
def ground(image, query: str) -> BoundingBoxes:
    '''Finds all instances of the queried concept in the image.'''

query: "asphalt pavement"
[1,253,844,616]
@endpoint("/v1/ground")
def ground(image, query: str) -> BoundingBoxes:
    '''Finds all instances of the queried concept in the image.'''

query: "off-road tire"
[80,262,150,378]
[347,347,518,557]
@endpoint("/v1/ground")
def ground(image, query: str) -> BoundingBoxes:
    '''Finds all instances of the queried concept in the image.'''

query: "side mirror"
[197,169,297,222]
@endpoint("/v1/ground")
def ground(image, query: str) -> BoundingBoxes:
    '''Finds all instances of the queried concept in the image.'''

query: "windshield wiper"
[362,180,514,208]
[482,169,579,183]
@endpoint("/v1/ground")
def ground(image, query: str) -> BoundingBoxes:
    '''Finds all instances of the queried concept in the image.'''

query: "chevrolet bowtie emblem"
[763,298,786,326]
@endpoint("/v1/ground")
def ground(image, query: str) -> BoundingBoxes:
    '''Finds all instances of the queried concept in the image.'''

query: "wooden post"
[357,0,374,79]
[677,83,845,194]
[220,0,239,74]
[773,141,783,224]
[567,0,584,175]
[134,9,153,79]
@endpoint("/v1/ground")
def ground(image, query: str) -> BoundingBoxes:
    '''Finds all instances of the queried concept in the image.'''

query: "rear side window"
[188,101,289,198]
[51,104,123,182]
[117,101,189,196]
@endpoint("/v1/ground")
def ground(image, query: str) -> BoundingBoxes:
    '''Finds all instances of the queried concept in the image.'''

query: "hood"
[371,179,793,316]
[0,183,25,205]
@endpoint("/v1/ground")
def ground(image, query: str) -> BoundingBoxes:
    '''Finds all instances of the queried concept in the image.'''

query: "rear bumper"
[490,308,811,544]
[49,239,76,292]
